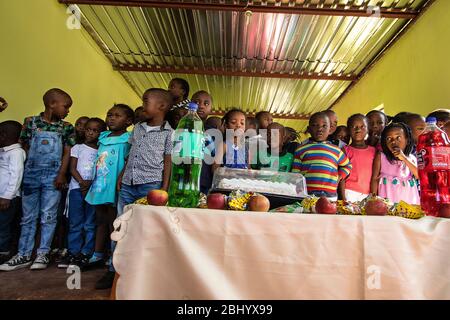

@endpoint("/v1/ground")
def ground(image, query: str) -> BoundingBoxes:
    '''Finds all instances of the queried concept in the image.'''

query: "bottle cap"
[426,117,437,124]
[188,102,198,111]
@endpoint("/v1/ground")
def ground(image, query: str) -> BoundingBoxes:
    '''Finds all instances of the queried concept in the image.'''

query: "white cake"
[218,178,299,197]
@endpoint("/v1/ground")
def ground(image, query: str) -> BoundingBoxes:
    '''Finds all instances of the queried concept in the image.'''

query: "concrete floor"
[0,265,111,300]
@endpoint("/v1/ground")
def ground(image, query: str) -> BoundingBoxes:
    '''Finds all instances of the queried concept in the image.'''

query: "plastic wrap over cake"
[211,167,308,198]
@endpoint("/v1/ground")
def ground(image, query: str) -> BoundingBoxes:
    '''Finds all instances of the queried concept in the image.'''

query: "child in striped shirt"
[292,112,352,200]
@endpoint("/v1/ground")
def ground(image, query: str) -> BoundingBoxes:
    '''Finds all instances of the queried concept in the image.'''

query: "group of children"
[1,77,449,292]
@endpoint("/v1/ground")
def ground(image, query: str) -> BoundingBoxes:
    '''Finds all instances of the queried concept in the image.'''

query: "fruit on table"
[438,204,450,218]
[315,197,337,214]
[247,194,270,212]
[364,197,388,216]
[147,189,169,206]
[207,193,227,210]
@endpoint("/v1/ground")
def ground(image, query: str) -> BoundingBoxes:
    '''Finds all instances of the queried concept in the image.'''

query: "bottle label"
[172,129,205,163]
[418,146,450,170]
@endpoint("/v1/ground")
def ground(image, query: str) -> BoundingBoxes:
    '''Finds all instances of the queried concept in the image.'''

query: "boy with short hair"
[252,122,295,172]
[292,112,352,200]
[0,121,26,264]
[118,88,174,211]
[0,88,75,271]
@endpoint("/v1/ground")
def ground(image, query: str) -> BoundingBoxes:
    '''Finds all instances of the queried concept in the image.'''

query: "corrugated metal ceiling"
[61,0,431,132]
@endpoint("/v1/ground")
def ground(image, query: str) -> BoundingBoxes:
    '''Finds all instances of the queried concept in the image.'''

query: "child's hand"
[80,181,92,198]
[117,175,122,192]
[79,180,91,189]
[0,198,11,210]
[54,174,67,190]
[392,147,406,161]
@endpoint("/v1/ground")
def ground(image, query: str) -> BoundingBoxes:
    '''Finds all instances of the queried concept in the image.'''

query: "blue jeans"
[111,182,162,271]
[19,126,63,257]
[117,182,162,216]
[68,189,96,256]
[0,197,21,253]
[19,166,61,256]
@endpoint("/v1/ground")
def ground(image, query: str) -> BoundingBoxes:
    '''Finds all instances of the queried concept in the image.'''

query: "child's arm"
[55,145,71,190]
[337,150,352,183]
[212,140,225,172]
[0,150,26,210]
[116,161,127,192]
[370,152,381,194]
[162,154,171,191]
[338,180,346,201]
[70,156,91,194]
[19,117,32,153]
[392,149,419,179]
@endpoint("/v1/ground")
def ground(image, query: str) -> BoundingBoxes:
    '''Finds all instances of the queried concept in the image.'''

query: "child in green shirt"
[252,123,296,172]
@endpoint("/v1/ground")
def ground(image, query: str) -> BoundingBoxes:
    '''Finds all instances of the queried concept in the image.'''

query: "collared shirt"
[20,113,76,147]
[122,121,173,185]
[0,144,26,199]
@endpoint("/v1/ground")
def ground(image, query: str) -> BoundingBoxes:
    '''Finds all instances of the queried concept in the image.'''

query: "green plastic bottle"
[168,102,205,208]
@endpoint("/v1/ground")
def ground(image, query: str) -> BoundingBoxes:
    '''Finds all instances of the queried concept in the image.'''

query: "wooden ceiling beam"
[59,0,418,19]
[115,64,356,81]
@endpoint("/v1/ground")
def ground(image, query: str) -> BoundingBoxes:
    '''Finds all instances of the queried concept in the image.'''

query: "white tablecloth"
[112,205,450,300]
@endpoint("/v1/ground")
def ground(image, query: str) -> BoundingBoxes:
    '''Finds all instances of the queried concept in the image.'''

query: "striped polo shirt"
[292,140,352,196]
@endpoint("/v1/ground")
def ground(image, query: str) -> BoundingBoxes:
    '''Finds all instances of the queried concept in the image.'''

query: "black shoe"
[95,271,115,290]
[57,253,75,269]
[69,253,90,271]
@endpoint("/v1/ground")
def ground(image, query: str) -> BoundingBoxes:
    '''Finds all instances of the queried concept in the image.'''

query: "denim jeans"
[68,188,96,256]
[19,166,61,256]
[110,182,162,271]
[117,182,162,216]
[0,197,21,253]
[19,127,63,257]
[309,190,338,201]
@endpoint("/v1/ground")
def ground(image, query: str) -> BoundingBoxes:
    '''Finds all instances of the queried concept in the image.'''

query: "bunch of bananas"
[228,191,253,211]
[134,197,148,205]
[336,200,364,215]
[388,201,424,219]
[300,196,319,213]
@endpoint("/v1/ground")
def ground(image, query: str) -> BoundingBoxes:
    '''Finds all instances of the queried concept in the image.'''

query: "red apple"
[147,189,168,206]
[439,204,450,218]
[207,193,227,210]
[315,197,337,214]
[364,198,388,216]
[247,195,271,212]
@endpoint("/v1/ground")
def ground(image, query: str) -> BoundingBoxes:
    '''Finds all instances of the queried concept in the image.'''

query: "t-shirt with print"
[69,144,98,191]
[20,113,76,147]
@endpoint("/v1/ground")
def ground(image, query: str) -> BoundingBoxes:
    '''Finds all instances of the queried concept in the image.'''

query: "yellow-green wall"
[333,0,450,124]
[0,0,140,125]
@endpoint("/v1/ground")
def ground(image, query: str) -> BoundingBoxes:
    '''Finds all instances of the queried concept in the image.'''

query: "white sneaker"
[0,254,32,271]
[30,253,50,270]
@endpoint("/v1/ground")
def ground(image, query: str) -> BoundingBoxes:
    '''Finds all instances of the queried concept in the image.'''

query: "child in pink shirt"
[339,114,376,202]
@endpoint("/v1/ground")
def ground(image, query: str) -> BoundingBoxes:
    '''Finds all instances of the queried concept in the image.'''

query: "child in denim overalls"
[0,88,75,271]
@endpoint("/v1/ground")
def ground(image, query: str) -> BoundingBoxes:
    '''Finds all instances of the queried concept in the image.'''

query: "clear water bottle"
[417,117,450,217]
[168,102,205,208]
